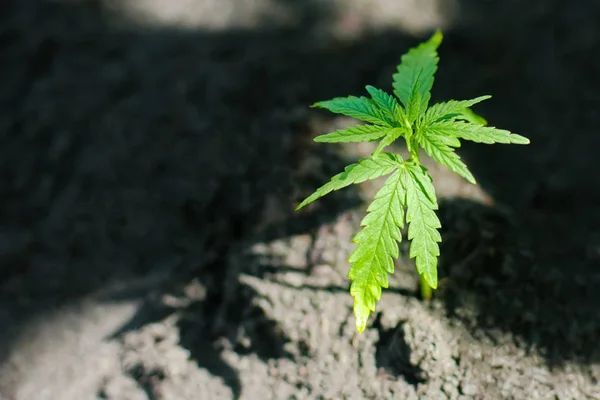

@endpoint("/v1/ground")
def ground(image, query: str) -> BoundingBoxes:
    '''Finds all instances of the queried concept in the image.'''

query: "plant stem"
[420,275,432,301]
[405,134,420,164]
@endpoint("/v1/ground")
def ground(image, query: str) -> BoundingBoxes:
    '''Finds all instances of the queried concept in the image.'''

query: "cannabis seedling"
[296,31,530,333]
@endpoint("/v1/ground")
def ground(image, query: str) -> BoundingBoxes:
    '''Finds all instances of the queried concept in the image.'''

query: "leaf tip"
[430,29,443,47]
[428,278,438,290]
[295,198,310,211]
[355,311,369,334]
[421,273,438,291]
[353,298,373,334]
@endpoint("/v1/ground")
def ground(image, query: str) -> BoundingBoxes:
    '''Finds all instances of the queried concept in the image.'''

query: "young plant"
[296,31,530,333]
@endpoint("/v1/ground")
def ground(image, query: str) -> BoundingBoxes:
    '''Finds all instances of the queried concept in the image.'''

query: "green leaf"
[314,124,391,143]
[422,96,491,125]
[372,128,406,155]
[424,121,530,145]
[395,103,409,126]
[313,96,390,126]
[348,169,406,332]
[404,163,441,289]
[365,85,400,123]
[392,30,442,114]
[417,129,476,184]
[406,90,423,126]
[296,153,401,210]
[296,29,532,335]
[457,107,488,125]
[435,132,461,148]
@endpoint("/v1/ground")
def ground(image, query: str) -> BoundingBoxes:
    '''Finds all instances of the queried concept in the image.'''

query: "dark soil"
[1,0,599,399]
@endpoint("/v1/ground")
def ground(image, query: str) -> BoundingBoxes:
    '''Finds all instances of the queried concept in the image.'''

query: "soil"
[1,0,600,399]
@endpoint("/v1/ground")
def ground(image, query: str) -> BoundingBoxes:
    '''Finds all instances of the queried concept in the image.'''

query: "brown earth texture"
[1,0,600,399]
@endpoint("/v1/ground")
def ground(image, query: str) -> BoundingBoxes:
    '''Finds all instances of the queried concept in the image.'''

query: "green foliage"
[296,30,530,333]
[404,163,441,289]
[348,167,405,332]
[314,125,397,144]
[313,96,391,126]
[392,30,442,115]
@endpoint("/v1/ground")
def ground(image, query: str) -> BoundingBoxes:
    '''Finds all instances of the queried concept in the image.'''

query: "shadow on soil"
[1,0,600,396]
[373,313,426,386]
[0,0,410,397]
[431,0,600,368]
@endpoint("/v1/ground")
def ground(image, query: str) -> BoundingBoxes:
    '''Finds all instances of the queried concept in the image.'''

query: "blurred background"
[1,0,600,399]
